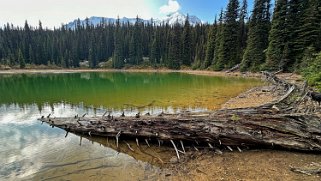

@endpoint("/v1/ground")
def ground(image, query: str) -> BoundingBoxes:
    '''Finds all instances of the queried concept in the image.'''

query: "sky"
[0,0,254,28]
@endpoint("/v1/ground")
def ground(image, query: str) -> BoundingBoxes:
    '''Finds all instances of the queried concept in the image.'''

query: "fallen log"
[40,110,321,152]
[226,64,240,73]
[39,71,321,153]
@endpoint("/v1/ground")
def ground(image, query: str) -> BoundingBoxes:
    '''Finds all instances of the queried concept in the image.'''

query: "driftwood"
[39,71,321,155]
[290,162,321,176]
[225,64,240,73]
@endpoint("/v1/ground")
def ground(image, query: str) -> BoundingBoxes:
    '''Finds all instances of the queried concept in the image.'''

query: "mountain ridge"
[66,12,202,29]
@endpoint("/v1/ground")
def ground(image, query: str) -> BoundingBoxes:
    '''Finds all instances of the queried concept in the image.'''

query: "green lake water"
[0,72,263,180]
[0,72,262,111]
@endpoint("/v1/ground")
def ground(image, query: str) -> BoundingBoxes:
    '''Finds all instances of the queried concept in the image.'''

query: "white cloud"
[0,0,157,28]
[160,0,181,14]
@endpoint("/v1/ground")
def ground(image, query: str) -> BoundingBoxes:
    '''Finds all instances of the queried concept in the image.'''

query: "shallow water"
[0,72,265,180]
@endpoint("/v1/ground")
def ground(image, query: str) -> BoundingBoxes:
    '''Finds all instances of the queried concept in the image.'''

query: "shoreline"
[0,68,302,110]
[0,68,300,80]
[0,68,263,78]
[0,68,303,110]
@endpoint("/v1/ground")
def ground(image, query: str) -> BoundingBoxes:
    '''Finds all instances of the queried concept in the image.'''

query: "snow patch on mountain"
[66,12,202,29]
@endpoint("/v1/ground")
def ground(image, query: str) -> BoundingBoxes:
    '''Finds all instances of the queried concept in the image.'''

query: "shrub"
[302,51,321,91]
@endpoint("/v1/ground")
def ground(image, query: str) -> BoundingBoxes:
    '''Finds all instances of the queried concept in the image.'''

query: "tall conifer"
[266,0,288,71]
[217,0,240,69]
[204,17,217,69]
[182,15,192,66]
[241,0,271,71]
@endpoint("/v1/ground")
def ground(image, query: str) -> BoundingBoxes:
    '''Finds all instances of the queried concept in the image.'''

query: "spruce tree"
[241,0,271,71]
[167,22,181,69]
[217,0,240,69]
[60,55,66,68]
[237,0,248,62]
[18,49,25,68]
[286,0,306,69]
[204,17,217,69]
[129,35,135,64]
[213,9,224,70]
[128,16,143,65]
[28,45,34,64]
[88,47,96,68]
[113,18,124,68]
[134,16,143,65]
[266,0,288,71]
[150,31,160,66]
[298,0,321,55]
[150,37,157,65]
[182,15,192,66]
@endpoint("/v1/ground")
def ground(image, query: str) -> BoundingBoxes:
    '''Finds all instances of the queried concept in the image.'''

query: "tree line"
[0,0,320,72]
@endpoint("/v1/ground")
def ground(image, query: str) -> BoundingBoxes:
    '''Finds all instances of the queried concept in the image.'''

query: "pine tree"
[217,0,240,69]
[28,45,34,64]
[298,0,321,58]
[60,55,66,68]
[286,0,307,70]
[150,31,160,66]
[213,9,224,70]
[237,0,248,62]
[129,16,143,65]
[18,49,25,68]
[150,37,157,65]
[113,18,124,68]
[182,15,192,66]
[266,0,288,71]
[204,17,217,69]
[167,22,181,69]
[129,35,135,64]
[241,0,271,71]
[88,47,96,68]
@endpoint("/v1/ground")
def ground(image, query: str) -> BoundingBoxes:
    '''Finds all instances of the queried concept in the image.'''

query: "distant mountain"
[160,12,202,25]
[66,12,202,29]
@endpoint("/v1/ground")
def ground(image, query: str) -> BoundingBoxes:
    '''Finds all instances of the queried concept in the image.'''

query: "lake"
[0,72,263,180]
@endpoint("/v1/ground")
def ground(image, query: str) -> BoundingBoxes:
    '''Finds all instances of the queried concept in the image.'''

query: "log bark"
[39,71,321,152]
[40,111,321,152]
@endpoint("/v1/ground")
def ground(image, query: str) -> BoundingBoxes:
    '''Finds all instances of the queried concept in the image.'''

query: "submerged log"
[39,71,321,152]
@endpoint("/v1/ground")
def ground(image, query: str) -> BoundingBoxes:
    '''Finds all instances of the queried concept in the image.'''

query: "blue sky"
[174,0,254,23]
[0,0,255,28]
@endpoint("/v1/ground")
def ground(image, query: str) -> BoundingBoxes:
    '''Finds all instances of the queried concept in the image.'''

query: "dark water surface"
[0,72,262,180]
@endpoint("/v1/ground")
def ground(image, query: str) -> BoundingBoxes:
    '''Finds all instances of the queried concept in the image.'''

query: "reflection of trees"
[77,133,172,166]
[0,72,261,111]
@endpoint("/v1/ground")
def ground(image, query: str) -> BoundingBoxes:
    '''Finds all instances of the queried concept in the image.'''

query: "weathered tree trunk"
[39,71,321,152]
[40,110,321,152]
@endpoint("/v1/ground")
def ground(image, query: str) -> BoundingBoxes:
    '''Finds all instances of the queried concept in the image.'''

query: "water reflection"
[77,134,173,166]
[0,72,263,180]
[0,104,165,180]
[0,72,262,110]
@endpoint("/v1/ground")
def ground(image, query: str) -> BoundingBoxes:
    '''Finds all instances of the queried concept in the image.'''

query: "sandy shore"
[0,68,301,80]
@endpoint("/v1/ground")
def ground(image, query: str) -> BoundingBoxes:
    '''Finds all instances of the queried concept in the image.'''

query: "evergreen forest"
[0,0,320,78]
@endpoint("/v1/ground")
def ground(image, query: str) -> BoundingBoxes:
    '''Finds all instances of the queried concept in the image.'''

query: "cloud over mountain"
[160,0,181,14]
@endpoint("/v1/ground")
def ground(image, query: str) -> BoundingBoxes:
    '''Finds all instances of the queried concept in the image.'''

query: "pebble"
[170,156,178,163]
